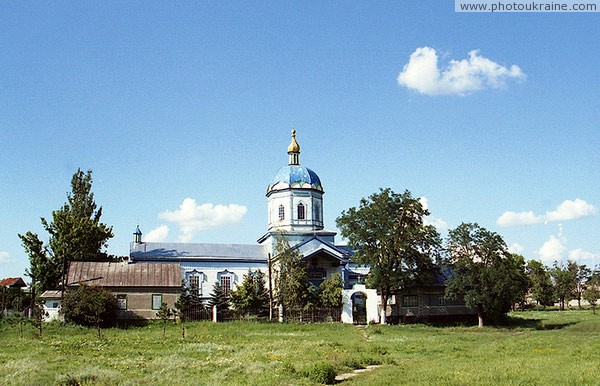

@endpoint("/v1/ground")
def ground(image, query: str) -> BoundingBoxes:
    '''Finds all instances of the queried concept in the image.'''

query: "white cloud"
[424,217,449,231]
[419,197,448,230]
[145,225,170,242]
[159,198,247,242]
[538,235,566,263]
[568,249,600,266]
[397,47,525,96]
[508,243,525,254]
[497,199,597,227]
[545,199,597,222]
[0,251,10,264]
[497,211,544,227]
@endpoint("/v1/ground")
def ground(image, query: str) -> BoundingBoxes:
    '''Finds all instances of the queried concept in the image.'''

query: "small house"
[67,261,181,320]
[40,290,63,321]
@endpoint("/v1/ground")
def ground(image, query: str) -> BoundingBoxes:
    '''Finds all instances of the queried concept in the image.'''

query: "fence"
[283,307,342,323]
[183,305,342,323]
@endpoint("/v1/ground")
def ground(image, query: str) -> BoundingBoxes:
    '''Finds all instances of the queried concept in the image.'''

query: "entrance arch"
[351,292,367,324]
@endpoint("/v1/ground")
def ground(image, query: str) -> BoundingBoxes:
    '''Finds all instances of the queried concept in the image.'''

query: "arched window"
[187,271,205,296]
[297,203,305,220]
[278,205,285,221]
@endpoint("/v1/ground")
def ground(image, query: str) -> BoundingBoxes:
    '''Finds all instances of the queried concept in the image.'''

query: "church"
[128,130,378,322]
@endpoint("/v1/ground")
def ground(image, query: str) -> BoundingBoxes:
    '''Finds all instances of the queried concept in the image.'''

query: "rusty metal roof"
[67,262,181,288]
[0,277,27,287]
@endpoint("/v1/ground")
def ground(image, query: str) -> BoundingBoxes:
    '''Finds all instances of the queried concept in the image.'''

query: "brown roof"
[0,277,27,287]
[67,262,181,288]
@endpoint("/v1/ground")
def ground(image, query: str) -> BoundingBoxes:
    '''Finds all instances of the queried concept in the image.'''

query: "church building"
[130,130,359,303]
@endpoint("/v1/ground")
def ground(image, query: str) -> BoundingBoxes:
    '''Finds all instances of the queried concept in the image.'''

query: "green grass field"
[1,310,599,385]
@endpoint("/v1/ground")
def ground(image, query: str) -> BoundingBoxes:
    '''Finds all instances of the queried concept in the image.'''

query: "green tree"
[174,281,204,338]
[526,260,555,307]
[28,295,47,338]
[156,302,173,337]
[317,274,344,308]
[62,285,119,338]
[209,282,230,320]
[274,236,311,313]
[229,269,268,319]
[574,263,591,309]
[336,188,441,324]
[551,261,578,311]
[19,169,114,293]
[583,271,599,314]
[444,223,529,327]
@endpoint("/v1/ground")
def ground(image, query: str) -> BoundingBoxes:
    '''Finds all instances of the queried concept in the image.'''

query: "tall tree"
[229,269,269,319]
[551,261,578,311]
[273,236,311,312]
[573,263,591,309]
[336,188,441,324]
[19,232,61,296]
[209,282,230,311]
[583,270,599,314]
[444,223,529,327]
[19,169,114,293]
[526,259,555,307]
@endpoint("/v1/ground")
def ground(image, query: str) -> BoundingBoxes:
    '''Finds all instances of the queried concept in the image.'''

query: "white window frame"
[152,294,162,310]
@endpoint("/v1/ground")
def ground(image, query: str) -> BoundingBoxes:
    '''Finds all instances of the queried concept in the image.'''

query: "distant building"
[130,131,365,318]
[67,261,181,319]
[40,290,63,321]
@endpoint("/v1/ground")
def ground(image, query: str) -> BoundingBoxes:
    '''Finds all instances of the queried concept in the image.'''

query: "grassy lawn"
[1,310,599,385]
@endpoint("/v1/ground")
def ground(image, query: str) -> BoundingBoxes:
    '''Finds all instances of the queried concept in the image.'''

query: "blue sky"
[1,1,598,279]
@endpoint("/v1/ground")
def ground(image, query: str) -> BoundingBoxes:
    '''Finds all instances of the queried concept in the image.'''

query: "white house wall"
[181,261,268,297]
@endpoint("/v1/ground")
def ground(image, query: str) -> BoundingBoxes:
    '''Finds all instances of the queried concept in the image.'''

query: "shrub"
[62,285,119,328]
[300,362,337,384]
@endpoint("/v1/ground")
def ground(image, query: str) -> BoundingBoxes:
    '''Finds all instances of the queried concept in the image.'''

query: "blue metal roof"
[267,165,323,193]
[131,242,268,262]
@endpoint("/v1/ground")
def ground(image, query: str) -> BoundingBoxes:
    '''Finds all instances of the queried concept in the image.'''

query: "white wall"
[43,299,62,322]
[342,284,379,324]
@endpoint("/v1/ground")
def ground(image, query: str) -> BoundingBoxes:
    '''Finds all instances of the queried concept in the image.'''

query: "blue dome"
[268,165,323,193]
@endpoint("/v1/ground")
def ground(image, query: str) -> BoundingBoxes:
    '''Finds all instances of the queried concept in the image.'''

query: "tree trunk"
[380,293,388,325]
[477,304,484,328]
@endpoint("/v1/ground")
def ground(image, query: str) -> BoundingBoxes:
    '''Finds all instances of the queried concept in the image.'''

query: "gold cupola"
[287,129,300,165]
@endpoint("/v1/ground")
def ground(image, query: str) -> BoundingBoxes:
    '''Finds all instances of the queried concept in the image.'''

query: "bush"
[62,285,119,328]
[300,362,337,384]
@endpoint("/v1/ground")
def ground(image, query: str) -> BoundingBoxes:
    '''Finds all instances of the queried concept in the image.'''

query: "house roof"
[288,236,351,263]
[67,261,181,288]
[0,277,27,288]
[130,242,268,262]
[41,290,63,298]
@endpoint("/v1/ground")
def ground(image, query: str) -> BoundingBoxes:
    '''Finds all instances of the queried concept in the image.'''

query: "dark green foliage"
[299,362,337,384]
[583,271,599,314]
[156,302,172,337]
[19,169,114,294]
[274,236,311,311]
[229,269,268,318]
[19,232,61,295]
[551,261,578,310]
[208,282,230,310]
[62,285,119,336]
[336,188,441,323]
[174,281,204,338]
[318,274,344,308]
[526,260,556,307]
[28,295,47,338]
[444,223,530,326]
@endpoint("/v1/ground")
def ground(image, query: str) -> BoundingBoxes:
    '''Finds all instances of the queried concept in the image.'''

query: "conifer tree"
[20,169,114,293]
